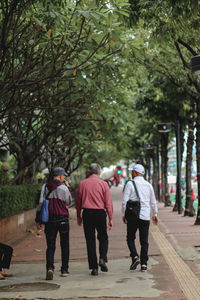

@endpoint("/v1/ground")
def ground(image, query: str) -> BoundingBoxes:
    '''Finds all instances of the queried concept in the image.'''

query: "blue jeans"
[126,218,150,265]
[45,217,69,272]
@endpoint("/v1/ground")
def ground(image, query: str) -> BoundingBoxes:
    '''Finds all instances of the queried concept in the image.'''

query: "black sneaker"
[130,257,140,270]
[141,264,147,272]
[46,269,54,280]
[61,269,69,277]
[99,259,108,272]
[91,269,98,276]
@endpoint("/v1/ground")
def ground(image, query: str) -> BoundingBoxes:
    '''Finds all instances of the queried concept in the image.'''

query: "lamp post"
[145,143,153,182]
[145,142,160,201]
[157,122,182,214]
[157,143,161,202]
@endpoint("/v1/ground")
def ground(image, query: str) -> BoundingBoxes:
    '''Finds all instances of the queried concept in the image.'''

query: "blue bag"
[40,185,51,223]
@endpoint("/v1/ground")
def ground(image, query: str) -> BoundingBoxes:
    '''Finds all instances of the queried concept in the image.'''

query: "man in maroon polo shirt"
[76,163,113,276]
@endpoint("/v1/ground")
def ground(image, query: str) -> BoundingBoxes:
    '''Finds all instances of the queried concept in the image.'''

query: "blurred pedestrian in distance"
[113,166,125,186]
[76,163,113,276]
[0,243,13,280]
[35,167,72,280]
[122,164,158,272]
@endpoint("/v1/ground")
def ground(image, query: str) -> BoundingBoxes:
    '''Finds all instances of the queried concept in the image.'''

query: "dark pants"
[45,217,69,272]
[82,209,108,269]
[0,243,13,271]
[126,218,150,265]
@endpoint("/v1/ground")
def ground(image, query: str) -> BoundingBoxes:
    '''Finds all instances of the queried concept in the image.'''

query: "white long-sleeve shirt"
[122,176,158,221]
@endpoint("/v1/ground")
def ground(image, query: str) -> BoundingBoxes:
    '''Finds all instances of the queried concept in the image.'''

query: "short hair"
[89,163,101,174]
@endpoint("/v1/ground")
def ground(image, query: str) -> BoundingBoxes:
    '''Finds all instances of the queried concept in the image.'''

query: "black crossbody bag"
[125,180,141,219]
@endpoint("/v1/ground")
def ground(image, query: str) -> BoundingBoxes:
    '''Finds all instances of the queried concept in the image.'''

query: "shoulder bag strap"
[131,180,141,202]
[44,184,53,200]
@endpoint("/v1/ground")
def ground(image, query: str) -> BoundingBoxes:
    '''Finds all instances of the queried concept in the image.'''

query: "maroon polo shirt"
[76,174,113,221]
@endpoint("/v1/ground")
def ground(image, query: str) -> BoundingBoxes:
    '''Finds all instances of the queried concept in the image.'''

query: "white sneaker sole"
[61,273,69,277]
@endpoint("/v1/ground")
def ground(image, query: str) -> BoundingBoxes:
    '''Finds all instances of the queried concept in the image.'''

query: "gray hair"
[89,163,101,174]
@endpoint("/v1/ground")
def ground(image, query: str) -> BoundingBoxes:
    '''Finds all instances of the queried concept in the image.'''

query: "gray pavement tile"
[0,258,164,299]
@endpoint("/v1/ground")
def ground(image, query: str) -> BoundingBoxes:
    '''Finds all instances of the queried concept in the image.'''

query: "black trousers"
[0,243,13,271]
[82,209,108,269]
[45,217,69,272]
[126,217,150,265]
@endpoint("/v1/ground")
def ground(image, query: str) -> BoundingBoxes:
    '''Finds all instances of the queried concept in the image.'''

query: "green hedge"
[0,184,41,219]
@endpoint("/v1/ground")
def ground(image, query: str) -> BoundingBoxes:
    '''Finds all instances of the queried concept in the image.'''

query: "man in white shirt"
[122,164,158,272]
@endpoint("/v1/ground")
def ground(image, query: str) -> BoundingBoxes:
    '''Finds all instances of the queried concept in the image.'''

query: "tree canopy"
[1,0,200,194]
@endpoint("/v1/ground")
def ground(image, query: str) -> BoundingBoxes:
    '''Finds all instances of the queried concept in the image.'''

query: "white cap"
[129,164,145,175]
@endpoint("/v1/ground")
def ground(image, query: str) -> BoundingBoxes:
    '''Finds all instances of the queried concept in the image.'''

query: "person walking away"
[0,243,13,280]
[35,167,72,280]
[122,164,158,272]
[76,163,113,276]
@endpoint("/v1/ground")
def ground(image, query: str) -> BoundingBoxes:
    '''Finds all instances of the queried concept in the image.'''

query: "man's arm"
[76,183,82,225]
[64,180,73,205]
[62,185,72,205]
[122,181,131,216]
[107,219,113,230]
[150,185,158,224]
[104,184,113,229]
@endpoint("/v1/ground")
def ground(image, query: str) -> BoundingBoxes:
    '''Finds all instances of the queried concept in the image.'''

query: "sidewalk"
[1,186,200,299]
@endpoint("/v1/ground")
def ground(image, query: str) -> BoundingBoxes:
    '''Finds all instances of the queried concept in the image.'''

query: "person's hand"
[108,219,113,230]
[64,180,70,187]
[122,216,127,224]
[152,216,158,225]
[77,217,82,226]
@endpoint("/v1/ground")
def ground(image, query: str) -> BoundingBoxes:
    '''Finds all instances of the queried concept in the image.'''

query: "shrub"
[0,184,41,219]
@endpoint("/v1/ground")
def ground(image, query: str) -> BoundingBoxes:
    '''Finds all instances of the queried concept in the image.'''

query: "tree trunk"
[9,152,34,184]
[152,150,159,200]
[173,121,184,212]
[184,114,195,216]
[161,133,171,206]
[147,156,151,182]
[142,155,148,180]
[195,99,200,224]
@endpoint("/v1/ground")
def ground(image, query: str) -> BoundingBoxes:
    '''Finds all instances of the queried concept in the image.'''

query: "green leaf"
[28,40,35,45]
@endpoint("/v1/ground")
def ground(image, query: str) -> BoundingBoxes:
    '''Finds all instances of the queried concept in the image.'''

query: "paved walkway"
[1,186,200,299]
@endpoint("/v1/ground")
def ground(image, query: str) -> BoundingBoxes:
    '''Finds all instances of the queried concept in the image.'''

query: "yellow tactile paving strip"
[151,224,200,300]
